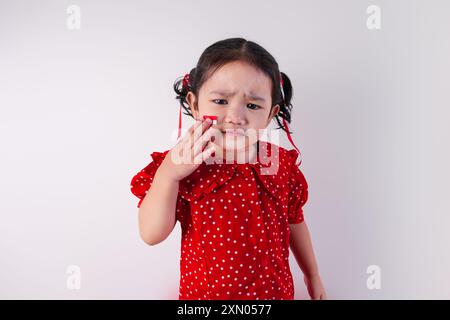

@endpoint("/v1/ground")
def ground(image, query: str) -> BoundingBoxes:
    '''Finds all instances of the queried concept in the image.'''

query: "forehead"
[201,61,272,97]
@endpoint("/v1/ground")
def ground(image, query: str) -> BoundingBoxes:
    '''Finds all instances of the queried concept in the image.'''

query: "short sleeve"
[130,150,189,223]
[286,151,309,224]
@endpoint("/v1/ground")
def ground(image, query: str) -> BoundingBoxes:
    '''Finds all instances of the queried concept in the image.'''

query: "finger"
[190,118,212,151]
[193,143,215,164]
[203,143,216,161]
[178,133,198,164]
[181,119,204,144]
[177,119,205,159]
[193,129,213,157]
[177,119,204,148]
[189,129,212,164]
[181,118,214,163]
[190,118,213,149]
[175,129,193,160]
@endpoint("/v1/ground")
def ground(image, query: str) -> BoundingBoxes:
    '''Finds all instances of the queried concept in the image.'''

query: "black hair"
[173,37,294,134]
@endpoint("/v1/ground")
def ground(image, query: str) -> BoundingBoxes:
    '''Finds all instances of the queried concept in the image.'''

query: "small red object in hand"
[202,115,218,124]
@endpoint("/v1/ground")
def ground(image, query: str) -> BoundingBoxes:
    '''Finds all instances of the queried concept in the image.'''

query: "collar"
[169,141,297,202]
[149,141,300,202]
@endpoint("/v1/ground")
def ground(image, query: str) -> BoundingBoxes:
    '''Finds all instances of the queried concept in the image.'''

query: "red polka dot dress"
[130,141,309,300]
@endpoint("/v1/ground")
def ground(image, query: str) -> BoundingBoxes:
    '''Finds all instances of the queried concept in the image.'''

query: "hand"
[304,274,327,300]
[159,117,216,182]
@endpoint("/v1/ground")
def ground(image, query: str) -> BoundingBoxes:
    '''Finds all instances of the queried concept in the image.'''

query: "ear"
[186,92,199,119]
[267,104,280,125]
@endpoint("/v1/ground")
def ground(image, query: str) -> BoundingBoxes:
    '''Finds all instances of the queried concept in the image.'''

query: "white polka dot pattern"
[130,141,309,300]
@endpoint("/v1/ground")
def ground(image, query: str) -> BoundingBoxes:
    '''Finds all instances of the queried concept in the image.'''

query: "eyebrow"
[209,90,266,102]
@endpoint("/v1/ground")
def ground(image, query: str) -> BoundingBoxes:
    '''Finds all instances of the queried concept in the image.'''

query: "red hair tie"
[182,73,190,89]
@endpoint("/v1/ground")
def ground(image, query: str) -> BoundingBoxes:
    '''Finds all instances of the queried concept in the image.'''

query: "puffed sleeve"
[130,150,189,224]
[286,150,309,224]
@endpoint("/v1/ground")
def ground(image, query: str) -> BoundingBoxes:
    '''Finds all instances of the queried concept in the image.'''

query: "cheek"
[249,111,272,129]
[195,101,224,120]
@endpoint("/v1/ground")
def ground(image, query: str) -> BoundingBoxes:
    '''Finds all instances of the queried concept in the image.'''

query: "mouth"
[221,129,247,137]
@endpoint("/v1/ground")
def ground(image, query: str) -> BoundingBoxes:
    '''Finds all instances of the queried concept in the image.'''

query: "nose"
[223,105,247,127]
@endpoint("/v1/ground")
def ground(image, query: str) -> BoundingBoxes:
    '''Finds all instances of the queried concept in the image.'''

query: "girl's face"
[186,61,280,156]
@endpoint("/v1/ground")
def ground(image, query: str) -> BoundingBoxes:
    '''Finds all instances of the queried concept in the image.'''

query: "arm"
[289,222,327,299]
[138,161,179,246]
[137,118,215,246]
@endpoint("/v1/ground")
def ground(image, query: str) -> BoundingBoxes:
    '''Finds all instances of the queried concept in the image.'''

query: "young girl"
[130,38,326,300]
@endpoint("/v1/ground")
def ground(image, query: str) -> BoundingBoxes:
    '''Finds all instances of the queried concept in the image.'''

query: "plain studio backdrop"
[1,0,449,299]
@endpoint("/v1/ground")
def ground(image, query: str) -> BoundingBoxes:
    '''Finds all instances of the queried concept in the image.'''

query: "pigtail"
[173,68,197,118]
[274,71,294,135]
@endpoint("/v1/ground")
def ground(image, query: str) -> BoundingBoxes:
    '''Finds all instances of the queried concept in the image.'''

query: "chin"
[223,139,247,151]
[214,132,246,150]
[212,130,259,154]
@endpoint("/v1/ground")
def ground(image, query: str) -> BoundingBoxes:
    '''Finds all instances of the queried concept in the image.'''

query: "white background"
[1,0,449,299]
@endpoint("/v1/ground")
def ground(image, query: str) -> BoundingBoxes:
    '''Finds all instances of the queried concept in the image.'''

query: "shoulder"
[149,149,171,163]
[259,141,301,169]
[263,141,307,185]
[132,149,171,177]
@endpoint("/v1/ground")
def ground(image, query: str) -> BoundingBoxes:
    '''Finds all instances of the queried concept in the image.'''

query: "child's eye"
[247,103,261,110]
[212,99,227,105]
[212,99,260,110]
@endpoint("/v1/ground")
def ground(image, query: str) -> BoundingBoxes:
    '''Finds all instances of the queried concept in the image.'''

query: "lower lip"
[223,131,245,137]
